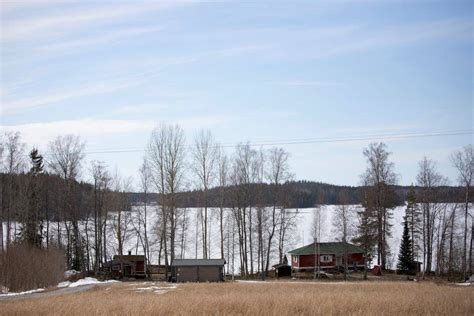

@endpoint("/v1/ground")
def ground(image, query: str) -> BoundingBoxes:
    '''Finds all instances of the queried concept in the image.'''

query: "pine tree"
[397,220,415,274]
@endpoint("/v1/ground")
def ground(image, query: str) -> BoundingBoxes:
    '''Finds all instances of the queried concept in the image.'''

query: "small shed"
[171,259,225,283]
[272,263,292,278]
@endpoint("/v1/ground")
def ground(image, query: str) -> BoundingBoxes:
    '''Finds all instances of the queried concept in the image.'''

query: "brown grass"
[0,281,472,315]
[0,244,65,292]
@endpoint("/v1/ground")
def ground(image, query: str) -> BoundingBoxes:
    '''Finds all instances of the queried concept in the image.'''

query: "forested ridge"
[2,173,471,222]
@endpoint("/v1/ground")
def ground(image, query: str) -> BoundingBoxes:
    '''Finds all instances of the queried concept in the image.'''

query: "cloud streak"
[273,80,342,87]
[1,1,187,42]
[38,26,163,52]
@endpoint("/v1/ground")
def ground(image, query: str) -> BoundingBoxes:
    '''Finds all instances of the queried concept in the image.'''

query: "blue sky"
[1,0,472,188]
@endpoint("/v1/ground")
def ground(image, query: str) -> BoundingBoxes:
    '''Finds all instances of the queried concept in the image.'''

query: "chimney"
[128,250,131,256]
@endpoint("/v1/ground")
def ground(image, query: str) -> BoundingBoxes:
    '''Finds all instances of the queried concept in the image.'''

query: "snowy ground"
[0,288,45,297]
[59,277,120,288]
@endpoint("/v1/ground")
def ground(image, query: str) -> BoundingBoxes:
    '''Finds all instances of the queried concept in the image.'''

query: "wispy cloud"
[0,118,155,148]
[38,26,162,52]
[310,18,473,59]
[273,80,342,87]
[1,80,139,114]
[0,115,232,148]
[1,1,188,42]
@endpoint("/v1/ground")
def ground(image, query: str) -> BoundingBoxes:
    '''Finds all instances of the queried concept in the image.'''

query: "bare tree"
[90,161,110,272]
[3,132,26,249]
[311,202,326,278]
[148,125,168,271]
[163,125,186,264]
[110,170,133,256]
[361,142,397,270]
[264,147,292,277]
[148,124,186,275]
[416,156,447,273]
[451,145,473,279]
[217,145,228,260]
[47,134,85,269]
[229,143,255,277]
[253,148,265,276]
[192,130,217,259]
[138,158,151,263]
[332,193,355,280]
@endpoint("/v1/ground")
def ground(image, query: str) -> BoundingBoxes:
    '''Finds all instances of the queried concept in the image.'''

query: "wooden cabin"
[289,242,365,273]
[103,252,147,279]
[171,259,225,282]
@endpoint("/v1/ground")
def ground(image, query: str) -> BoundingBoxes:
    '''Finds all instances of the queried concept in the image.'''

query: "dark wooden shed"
[103,252,147,279]
[171,259,225,283]
[273,263,292,278]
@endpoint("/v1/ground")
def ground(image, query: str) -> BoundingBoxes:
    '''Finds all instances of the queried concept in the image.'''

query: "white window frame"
[320,255,332,263]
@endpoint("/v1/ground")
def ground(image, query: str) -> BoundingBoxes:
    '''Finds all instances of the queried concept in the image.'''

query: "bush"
[0,243,65,293]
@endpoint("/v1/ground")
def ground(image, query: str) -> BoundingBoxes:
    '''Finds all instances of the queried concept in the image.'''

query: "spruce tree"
[397,220,415,274]
[19,148,44,247]
[404,186,421,260]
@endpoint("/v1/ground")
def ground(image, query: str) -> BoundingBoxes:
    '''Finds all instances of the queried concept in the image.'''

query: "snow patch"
[57,281,71,288]
[68,277,119,288]
[0,288,45,297]
[64,270,80,279]
[134,283,177,294]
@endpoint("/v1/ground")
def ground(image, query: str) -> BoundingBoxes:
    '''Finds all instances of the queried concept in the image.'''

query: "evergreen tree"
[352,188,378,280]
[19,148,44,247]
[404,186,421,260]
[397,220,415,274]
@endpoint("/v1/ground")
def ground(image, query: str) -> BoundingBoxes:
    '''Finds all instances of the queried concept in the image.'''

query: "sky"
[0,0,472,189]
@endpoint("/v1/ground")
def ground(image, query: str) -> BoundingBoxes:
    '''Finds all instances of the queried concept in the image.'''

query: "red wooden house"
[289,242,365,272]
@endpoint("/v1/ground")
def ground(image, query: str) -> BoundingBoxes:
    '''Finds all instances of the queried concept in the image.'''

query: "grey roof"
[171,259,226,267]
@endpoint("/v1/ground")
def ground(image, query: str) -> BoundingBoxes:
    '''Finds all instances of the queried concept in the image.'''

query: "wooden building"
[289,242,365,273]
[272,263,292,278]
[171,259,225,282]
[103,252,147,279]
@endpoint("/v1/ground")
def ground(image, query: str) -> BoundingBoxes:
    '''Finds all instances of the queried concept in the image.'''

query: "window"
[320,255,332,263]
[292,256,298,263]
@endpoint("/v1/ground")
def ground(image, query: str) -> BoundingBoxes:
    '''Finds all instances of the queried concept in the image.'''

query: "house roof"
[288,242,364,256]
[272,263,290,269]
[171,259,226,267]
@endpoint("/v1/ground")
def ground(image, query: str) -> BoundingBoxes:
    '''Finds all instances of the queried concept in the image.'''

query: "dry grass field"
[0,281,472,315]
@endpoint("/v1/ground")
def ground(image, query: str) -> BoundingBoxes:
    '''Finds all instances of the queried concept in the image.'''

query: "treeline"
[1,174,471,223]
[0,127,472,285]
[167,181,471,209]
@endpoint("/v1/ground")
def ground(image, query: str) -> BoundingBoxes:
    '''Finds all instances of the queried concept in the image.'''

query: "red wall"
[292,253,364,268]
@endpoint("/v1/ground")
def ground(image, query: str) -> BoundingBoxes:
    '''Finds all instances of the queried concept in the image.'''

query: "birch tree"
[47,134,85,269]
[138,158,151,263]
[416,157,447,273]
[217,145,228,260]
[451,145,473,279]
[192,130,217,259]
[3,132,26,248]
[265,147,292,276]
[361,142,397,270]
